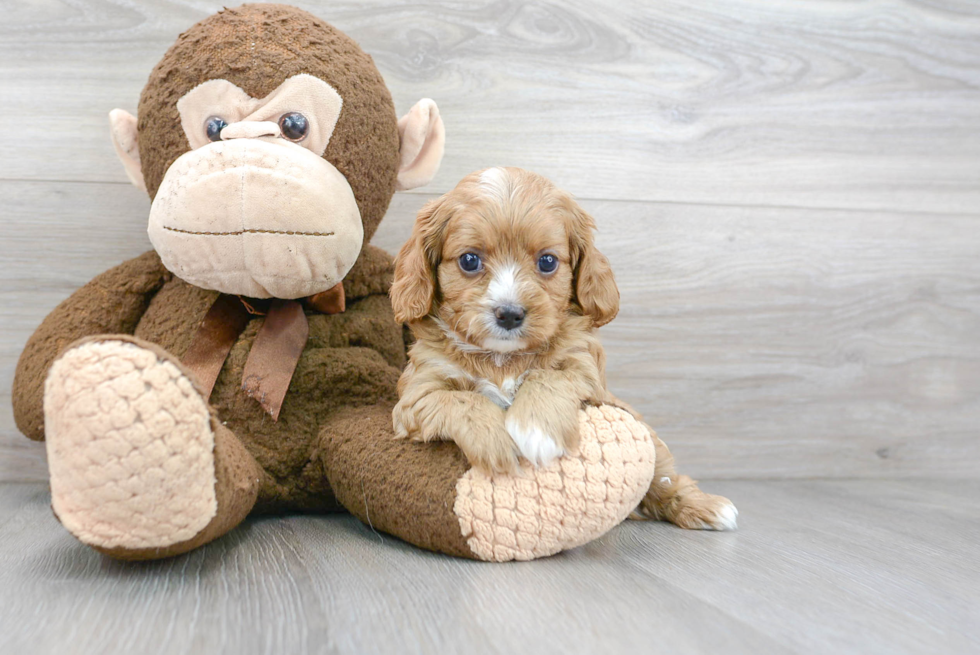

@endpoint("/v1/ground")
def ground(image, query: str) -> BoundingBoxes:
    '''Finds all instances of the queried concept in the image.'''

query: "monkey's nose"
[494,305,526,331]
[220,121,281,140]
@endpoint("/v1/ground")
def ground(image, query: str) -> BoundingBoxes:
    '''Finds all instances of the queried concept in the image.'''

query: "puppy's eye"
[458,252,483,274]
[205,116,228,142]
[537,254,559,274]
[278,112,309,142]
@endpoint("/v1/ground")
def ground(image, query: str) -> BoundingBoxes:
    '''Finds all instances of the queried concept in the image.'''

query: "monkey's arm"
[307,245,407,369]
[12,251,171,440]
[311,294,407,369]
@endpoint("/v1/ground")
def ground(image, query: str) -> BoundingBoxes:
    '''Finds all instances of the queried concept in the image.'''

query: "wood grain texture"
[2,0,979,481]
[1,479,977,655]
[3,182,979,480]
[1,0,980,212]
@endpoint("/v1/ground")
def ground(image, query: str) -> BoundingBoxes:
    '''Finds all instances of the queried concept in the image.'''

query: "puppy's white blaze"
[700,502,739,531]
[478,166,510,201]
[485,262,522,308]
[505,416,564,467]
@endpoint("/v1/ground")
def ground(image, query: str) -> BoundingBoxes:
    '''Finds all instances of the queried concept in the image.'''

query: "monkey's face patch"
[146,75,362,299]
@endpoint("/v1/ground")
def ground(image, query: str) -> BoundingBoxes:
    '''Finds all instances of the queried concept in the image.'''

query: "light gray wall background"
[2,0,978,483]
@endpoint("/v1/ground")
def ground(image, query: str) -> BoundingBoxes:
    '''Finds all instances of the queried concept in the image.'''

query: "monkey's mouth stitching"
[162,226,336,237]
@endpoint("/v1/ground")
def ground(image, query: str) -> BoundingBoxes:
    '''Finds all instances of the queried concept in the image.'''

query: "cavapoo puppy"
[390,167,737,530]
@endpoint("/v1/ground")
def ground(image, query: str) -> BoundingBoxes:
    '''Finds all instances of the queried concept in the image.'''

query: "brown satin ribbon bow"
[182,282,345,421]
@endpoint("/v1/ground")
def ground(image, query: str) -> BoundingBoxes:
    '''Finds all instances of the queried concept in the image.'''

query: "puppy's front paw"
[505,415,564,467]
[460,424,521,475]
[504,381,580,467]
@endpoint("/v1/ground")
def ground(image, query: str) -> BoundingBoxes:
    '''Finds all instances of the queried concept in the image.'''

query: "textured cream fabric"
[143,74,361,298]
[108,108,146,191]
[177,75,343,156]
[395,98,445,191]
[454,405,656,562]
[44,341,217,550]
[147,137,363,299]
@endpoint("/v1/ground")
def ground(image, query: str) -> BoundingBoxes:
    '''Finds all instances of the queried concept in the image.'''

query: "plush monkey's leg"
[319,403,657,562]
[44,336,262,560]
[13,251,170,442]
[634,428,738,531]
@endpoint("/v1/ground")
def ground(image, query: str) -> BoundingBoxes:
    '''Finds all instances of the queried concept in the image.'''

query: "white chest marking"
[476,374,526,409]
[429,356,527,409]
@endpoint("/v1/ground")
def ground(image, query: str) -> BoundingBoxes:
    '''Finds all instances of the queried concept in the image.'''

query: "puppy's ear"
[567,198,619,327]
[391,198,446,323]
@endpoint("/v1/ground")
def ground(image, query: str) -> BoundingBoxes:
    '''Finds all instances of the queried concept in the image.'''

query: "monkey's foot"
[323,404,657,562]
[44,336,257,559]
[455,405,656,561]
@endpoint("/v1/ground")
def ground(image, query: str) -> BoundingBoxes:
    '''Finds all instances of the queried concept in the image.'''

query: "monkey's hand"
[504,370,584,468]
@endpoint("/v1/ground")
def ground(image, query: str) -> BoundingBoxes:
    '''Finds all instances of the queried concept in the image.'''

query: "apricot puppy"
[390,167,738,530]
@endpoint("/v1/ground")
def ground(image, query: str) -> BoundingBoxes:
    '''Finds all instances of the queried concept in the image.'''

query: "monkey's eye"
[205,116,228,142]
[458,252,483,274]
[278,112,309,142]
[537,254,559,274]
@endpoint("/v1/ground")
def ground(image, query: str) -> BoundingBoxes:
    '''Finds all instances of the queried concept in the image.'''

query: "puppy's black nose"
[494,305,525,330]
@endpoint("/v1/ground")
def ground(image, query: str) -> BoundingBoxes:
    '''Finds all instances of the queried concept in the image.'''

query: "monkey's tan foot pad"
[454,405,656,562]
[44,338,217,551]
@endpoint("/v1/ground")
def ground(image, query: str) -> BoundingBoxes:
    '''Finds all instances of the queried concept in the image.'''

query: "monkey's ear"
[109,109,147,192]
[395,99,445,191]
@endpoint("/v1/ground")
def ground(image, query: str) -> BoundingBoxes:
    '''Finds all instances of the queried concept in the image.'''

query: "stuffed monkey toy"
[12,4,661,562]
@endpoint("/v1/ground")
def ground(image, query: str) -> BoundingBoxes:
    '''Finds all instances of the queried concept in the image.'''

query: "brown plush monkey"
[12,4,661,562]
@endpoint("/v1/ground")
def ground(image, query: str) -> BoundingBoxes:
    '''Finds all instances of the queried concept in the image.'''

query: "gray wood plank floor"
[2,2,979,653]
[2,479,977,655]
